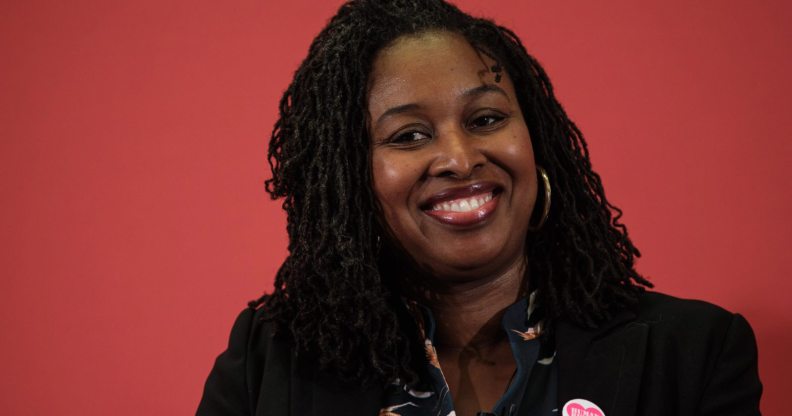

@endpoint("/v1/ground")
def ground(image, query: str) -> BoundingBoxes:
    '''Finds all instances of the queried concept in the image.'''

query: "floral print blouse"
[380,292,557,416]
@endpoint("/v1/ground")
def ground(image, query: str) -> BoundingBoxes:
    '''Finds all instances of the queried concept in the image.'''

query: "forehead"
[371,31,486,76]
[367,31,511,115]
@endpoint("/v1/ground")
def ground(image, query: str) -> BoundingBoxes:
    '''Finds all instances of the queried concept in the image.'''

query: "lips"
[420,182,501,227]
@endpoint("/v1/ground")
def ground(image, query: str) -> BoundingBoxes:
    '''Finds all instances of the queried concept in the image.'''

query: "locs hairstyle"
[260,0,652,384]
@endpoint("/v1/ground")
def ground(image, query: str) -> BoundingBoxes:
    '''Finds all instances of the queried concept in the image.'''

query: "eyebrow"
[462,84,510,100]
[375,103,421,126]
[374,84,510,126]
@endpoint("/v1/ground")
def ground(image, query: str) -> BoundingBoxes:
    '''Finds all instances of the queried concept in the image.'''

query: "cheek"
[371,152,424,222]
[499,126,536,176]
[496,126,539,211]
[505,139,534,165]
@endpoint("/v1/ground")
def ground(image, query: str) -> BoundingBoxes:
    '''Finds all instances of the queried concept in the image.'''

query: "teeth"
[431,193,493,212]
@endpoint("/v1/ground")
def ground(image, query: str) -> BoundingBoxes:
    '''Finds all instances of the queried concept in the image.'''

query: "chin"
[419,251,518,281]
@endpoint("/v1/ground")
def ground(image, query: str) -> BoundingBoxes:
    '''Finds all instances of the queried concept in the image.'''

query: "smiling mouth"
[421,185,501,227]
[430,193,493,212]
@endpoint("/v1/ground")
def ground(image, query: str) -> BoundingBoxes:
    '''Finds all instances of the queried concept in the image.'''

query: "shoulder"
[633,291,753,350]
[635,291,737,326]
[636,290,734,317]
[197,299,291,416]
[629,291,762,414]
[221,298,282,351]
[235,299,292,368]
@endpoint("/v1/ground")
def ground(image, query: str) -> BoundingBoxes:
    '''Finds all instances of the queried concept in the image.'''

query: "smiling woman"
[197,1,762,415]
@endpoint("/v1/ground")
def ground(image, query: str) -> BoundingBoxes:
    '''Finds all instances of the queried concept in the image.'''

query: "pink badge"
[562,398,605,416]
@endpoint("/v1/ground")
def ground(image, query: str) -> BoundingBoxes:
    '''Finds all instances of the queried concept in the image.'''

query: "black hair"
[260,0,652,385]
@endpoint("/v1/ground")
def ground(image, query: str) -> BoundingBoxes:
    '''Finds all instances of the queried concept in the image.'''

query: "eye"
[467,112,507,131]
[388,129,432,146]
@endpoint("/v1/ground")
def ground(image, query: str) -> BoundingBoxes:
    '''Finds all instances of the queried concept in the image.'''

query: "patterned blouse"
[380,292,558,416]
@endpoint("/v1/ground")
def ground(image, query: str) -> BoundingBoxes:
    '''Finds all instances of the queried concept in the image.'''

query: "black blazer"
[197,292,762,416]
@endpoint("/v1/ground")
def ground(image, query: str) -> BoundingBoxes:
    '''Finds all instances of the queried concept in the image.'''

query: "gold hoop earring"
[529,166,551,230]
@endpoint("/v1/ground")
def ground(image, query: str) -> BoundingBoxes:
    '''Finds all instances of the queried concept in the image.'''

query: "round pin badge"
[562,398,605,416]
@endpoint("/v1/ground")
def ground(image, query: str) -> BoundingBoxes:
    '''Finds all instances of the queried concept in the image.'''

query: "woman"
[198,1,762,415]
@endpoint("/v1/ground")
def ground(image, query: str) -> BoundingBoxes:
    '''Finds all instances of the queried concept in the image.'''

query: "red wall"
[2,0,790,414]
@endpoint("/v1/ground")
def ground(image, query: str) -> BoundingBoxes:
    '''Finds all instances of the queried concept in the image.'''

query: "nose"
[427,127,486,179]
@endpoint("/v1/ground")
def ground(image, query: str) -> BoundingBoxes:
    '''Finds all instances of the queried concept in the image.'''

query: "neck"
[419,257,527,350]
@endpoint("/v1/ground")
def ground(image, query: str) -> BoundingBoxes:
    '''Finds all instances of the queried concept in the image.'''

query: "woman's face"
[368,31,538,282]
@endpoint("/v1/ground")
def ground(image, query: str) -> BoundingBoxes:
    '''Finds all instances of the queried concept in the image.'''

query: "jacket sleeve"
[698,313,762,416]
[196,307,255,416]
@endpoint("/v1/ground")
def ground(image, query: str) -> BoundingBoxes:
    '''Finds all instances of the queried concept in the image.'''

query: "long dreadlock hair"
[260,0,653,385]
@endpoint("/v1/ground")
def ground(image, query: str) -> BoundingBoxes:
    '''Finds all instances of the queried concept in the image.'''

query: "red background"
[2,0,790,414]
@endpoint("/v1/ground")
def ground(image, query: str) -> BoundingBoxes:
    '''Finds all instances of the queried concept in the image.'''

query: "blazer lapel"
[556,308,648,416]
[290,355,383,416]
